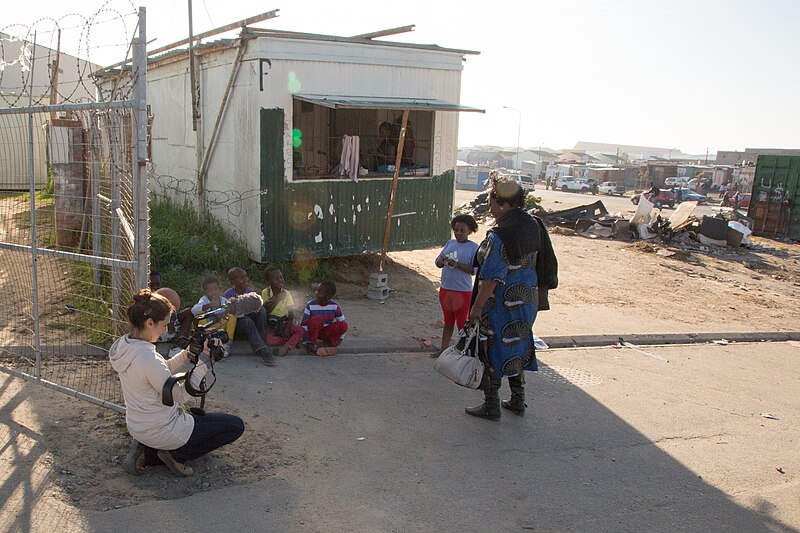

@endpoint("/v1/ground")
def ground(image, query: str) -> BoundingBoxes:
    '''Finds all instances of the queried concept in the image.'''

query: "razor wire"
[151,171,266,220]
[0,0,139,107]
[0,2,148,413]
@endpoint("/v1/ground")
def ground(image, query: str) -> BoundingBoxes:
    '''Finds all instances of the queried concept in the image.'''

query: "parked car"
[631,189,676,208]
[598,181,626,196]
[674,187,707,204]
[505,174,535,191]
[737,193,751,209]
[555,176,594,193]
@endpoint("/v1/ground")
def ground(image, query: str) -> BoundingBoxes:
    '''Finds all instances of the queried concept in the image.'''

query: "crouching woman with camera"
[110,289,244,477]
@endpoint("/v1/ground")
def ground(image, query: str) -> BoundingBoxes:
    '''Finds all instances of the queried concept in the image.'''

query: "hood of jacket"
[108,334,150,373]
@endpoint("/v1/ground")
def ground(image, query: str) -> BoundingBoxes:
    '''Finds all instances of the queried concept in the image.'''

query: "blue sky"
[4,0,798,154]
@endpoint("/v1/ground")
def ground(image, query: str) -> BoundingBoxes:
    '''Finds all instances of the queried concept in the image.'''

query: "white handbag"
[434,327,485,389]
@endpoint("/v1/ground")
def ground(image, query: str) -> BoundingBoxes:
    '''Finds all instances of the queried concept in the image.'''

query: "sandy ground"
[1,188,799,523]
[334,188,800,348]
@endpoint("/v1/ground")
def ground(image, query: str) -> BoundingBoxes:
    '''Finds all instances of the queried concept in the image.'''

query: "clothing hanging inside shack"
[340,134,360,182]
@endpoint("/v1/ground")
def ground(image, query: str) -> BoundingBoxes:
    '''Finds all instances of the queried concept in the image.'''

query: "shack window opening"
[291,100,434,180]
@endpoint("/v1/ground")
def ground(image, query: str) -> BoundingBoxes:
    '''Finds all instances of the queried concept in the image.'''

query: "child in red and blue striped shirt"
[301,281,348,356]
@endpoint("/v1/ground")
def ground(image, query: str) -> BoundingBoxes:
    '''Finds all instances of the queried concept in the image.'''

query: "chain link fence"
[0,6,148,413]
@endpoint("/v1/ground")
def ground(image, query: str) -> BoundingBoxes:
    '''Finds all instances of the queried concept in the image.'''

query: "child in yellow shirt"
[262,267,304,356]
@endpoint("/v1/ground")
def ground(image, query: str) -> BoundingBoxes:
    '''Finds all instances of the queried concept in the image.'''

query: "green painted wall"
[260,108,454,261]
[751,156,800,239]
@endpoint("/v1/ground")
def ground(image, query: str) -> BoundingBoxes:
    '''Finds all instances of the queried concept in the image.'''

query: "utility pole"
[503,105,521,169]
[188,0,205,215]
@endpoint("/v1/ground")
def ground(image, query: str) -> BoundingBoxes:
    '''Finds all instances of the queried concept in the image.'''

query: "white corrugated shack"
[0,32,100,189]
[109,19,481,261]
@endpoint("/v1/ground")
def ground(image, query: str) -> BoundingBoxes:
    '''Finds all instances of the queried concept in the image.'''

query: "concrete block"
[367,286,389,300]
[369,273,388,288]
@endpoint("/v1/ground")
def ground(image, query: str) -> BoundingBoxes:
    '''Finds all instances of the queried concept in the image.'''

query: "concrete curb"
[221,331,800,356]
[543,331,800,349]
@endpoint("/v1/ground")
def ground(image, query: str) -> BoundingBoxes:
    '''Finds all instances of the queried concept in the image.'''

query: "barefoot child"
[301,281,348,356]
[262,267,304,356]
[435,214,479,355]
[190,277,236,358]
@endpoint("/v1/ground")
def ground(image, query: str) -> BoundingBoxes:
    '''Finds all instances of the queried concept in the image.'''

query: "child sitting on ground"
[301,281,348,356]
[191,277,236,358]
[262,267,304,357]
[223,267,274,366]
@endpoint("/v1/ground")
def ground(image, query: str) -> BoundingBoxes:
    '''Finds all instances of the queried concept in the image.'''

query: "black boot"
[465,377,501,421]
[501,374,526,416]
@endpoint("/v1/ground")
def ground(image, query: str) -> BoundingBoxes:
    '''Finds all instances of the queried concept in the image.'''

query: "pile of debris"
[539,196,755,251]
[458,191,491,220]
[456,191,545,222]
[458,192,762,254]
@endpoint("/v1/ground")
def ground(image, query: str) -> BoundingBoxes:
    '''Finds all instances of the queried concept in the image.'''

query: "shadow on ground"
[0,352,787,532]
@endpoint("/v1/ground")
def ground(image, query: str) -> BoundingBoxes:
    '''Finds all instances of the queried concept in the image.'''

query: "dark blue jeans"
[236,308,268,354]
[142,413,244,465]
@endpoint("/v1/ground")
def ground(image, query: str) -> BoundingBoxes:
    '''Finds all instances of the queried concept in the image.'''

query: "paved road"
[455,187,721,219]
[12,341,797,532]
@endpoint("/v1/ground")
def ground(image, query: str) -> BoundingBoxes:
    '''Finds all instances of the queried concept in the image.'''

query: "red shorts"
[439,288,472,328]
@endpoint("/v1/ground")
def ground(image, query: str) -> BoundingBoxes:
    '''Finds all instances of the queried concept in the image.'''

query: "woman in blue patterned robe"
[466,176,558,420]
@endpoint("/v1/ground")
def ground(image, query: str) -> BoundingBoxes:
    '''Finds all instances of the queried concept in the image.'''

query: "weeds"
[149,197,336,305]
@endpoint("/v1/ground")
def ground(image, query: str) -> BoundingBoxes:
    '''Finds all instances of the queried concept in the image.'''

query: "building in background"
[717,148,800,166]
[0,32,101,190]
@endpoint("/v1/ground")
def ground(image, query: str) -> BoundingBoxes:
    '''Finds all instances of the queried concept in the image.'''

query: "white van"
[503,174,535,191]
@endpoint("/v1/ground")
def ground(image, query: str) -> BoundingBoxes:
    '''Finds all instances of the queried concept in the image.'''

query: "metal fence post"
[90,111,102,292]
[110,109,123,327]
[133,7,149,291]
[26,32,42,380]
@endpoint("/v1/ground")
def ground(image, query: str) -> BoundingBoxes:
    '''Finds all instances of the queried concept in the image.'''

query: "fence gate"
[0,9,149,413]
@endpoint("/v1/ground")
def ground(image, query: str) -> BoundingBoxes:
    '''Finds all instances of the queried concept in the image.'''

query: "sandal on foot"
[316,346,338,357]
[157,449,193,477]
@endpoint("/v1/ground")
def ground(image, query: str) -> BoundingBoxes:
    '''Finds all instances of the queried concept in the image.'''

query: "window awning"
[294,94,484,113]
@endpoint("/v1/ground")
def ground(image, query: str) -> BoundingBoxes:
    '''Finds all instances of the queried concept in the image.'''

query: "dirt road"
[2,341,799,532]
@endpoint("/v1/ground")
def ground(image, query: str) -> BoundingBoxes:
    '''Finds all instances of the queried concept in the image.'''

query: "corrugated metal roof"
[294,94,484,113]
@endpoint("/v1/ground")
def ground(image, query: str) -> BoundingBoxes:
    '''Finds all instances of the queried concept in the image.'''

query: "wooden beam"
[353,25,415,40]
[380,109,410,271]
[48,29,61,120]
[96,9,279,73]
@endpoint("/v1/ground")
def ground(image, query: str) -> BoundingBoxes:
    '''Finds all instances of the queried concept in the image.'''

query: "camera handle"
[161,373,186,407]
[161,362,216,413]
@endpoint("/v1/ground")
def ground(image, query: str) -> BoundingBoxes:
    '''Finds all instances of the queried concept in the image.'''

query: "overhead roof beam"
[246,28,479,55]
[353,25,415,40]
[96,9,279,73]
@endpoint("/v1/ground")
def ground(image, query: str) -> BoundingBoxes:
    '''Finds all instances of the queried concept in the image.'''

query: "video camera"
[174,308,231,364]
[162,292,264,412]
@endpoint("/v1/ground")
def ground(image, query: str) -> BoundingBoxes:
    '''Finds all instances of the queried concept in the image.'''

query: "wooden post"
[379,109,409,271]
[49,29,61,121]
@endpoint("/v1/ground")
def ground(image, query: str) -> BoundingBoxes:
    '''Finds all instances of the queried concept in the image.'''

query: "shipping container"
[747,155,800,239]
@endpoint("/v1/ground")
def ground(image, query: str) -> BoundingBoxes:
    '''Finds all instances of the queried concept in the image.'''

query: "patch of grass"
[150,198,337,305]
[65,261,118,345]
